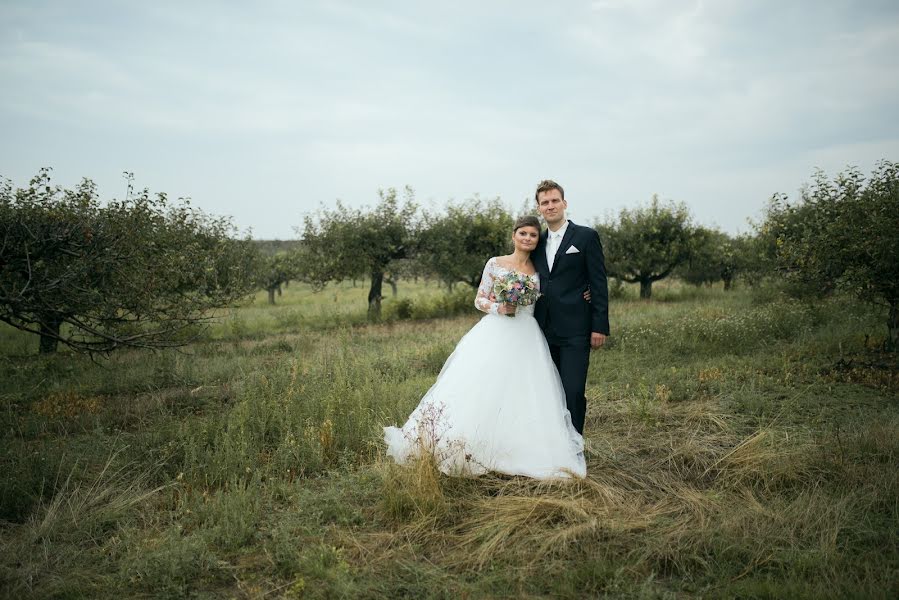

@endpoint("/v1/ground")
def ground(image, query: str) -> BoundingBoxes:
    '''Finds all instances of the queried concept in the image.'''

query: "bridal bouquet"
[493,272,540,317]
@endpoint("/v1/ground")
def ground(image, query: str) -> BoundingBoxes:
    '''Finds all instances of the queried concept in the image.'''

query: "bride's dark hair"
[513,215,540,232]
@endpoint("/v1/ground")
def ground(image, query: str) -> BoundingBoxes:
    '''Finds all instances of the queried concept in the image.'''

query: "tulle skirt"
[384,310,586,479]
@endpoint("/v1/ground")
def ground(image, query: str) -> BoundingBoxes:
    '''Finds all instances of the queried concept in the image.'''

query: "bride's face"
[512,225,540,252]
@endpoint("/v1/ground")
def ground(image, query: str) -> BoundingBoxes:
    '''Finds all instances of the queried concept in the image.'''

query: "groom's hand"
[590,332,606,349]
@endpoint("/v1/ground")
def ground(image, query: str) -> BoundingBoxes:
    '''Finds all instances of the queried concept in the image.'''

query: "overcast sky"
[2,0,898,238]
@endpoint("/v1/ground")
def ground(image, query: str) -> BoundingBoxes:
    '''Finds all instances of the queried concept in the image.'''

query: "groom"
[532,180,610,435]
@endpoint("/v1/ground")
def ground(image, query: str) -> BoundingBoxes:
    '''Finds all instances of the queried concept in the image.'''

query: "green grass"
[0,279,897,598]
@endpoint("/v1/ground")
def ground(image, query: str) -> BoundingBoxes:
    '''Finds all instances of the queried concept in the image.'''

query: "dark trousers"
[544,322,590,435]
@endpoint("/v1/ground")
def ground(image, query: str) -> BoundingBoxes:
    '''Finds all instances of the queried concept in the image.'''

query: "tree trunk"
[276,283,282,296]
[38,317,62,354]
[888,301,898,352]
[267,286,276,305]
[368,271,384,320]
[723,276,733,291]
[385,277,398,297]
[639,279,653,299]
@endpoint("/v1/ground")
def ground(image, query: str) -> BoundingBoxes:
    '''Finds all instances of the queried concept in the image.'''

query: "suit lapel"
[536,229,550,276]
[551,221,576,273]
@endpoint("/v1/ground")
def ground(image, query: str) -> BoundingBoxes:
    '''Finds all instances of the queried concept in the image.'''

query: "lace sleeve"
[475,258,500,315]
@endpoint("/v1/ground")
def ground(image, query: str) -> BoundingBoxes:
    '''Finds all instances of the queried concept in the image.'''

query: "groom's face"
[537,189,567,227]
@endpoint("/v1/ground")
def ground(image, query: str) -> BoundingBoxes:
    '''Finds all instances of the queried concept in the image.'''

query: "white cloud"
[1,0,898,238]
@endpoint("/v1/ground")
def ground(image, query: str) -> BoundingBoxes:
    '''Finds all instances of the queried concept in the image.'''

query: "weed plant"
[0,280,896,598]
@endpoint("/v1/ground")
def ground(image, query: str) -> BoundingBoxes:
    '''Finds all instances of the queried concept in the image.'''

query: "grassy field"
[0,279,897,599]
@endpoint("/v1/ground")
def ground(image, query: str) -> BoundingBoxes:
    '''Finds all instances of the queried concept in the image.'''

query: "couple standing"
[384,180,610,479]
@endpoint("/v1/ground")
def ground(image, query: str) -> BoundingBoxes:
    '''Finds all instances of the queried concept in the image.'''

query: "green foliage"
[0,169,257,354]
[300,187,418,320]
[250,240,331,306]
[678,227,752,290]
[255,252,299,305]
[597,195,697,299]
[417,197,515,288]
[762,161,899,348]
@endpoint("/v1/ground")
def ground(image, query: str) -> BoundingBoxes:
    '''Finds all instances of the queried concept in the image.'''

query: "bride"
[383,215,586,479]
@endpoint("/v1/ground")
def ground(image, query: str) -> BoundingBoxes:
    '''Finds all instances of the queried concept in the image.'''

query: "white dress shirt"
[545,220,569,271]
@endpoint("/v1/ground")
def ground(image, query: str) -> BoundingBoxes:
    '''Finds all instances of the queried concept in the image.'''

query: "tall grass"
[0,280,896,597]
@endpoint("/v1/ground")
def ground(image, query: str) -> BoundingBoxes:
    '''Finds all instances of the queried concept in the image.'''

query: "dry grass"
[367,393,899,594]
[1,450,169,598]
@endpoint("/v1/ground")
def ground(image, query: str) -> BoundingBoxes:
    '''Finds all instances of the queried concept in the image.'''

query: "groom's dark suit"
[533,221,610,434]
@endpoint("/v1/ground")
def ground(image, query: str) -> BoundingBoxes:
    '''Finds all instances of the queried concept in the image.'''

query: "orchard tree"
[764,161,899,349]
[597,195,696,299]
[254,245,334,304]
[299,187,417,320]
[756,189,833,295]
[718,236,753,291]
[417,198,515,289]
[382,257,429,296]
[257,252,300,305]
[0,169,257,354]
[678,228,749,290]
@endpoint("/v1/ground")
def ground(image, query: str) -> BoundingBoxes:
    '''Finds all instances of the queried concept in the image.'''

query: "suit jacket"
[533,221,610,337]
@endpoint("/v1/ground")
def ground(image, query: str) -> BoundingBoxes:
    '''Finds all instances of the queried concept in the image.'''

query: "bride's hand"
[498,302,517,315]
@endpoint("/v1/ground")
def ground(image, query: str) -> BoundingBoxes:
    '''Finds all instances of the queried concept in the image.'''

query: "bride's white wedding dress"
[383,257,586,479]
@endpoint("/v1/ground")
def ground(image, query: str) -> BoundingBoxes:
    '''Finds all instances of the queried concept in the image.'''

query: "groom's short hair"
[535,179,564,203]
